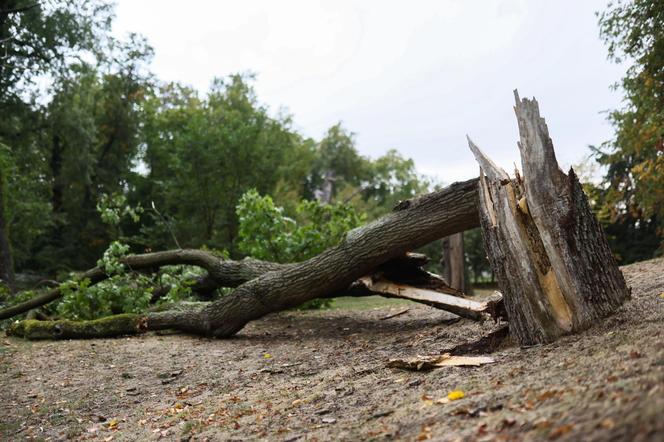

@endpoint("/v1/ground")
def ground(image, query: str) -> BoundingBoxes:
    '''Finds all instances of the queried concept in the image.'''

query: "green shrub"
[236,189,364,308]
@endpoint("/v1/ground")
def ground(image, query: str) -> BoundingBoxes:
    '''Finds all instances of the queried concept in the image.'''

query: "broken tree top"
[467,90,629,345]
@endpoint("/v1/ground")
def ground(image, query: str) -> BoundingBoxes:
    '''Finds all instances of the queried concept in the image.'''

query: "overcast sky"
[113,0,626,183]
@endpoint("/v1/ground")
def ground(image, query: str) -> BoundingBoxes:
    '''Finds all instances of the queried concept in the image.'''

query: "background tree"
[594,0,663,262]
[138,75,311,255]
[0,0,115,283]
[36,35,152,271]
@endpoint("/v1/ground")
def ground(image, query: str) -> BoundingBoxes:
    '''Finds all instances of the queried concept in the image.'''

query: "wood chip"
[387,353,495,371]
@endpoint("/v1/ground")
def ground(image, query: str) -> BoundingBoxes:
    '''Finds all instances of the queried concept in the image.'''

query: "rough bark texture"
[468,91,629,345]
[6,255,506,340]
[0,252,475,322]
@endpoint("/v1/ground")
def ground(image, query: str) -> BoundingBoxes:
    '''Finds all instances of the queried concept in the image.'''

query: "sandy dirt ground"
[1,258,663,441]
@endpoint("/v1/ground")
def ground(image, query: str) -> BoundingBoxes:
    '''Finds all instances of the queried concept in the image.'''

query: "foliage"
[137,75,312,253]
[464,228,492,283]
[0,0,114,100]
[56,274,152,321]
[56,191,150,320]
[595,0,664,260]
[1,143,51,269]
[237,189,364,263]
[305,123,369,201]
[237,189,364,308]
[97,193,144,240]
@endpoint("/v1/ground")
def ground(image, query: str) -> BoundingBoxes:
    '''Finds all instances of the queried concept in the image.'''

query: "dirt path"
[2,258,663,441]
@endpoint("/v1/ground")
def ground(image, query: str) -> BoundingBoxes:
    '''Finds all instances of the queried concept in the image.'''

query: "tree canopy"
[594,0,663,261]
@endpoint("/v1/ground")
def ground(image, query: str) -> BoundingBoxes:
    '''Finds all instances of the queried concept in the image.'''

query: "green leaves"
[236,189,364,309]
[139,74,311,250]
[594,0,664,260]
[236,189,364,264]
[97,193,144,229]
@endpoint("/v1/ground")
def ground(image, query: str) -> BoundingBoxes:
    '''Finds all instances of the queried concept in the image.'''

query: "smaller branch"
[0,249,223,320]
[151,201,181,249]
[380,308,410,320]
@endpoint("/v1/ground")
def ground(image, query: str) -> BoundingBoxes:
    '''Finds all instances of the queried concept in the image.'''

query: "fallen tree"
[4,178,488,338]
[3,91,629,345]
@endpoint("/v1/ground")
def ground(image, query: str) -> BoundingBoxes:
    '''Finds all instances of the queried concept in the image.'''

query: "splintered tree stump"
[468,91,630,345]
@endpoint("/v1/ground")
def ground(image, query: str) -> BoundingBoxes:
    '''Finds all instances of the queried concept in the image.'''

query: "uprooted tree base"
[3,91,628,345]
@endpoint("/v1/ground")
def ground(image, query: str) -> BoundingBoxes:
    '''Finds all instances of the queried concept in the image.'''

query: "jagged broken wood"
[354,276,501,321]
[467,91,629,346]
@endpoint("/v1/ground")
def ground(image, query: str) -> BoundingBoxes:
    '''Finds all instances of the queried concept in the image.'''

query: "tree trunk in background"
[0,163,15,293]
[441,233,466,293]
[468,91,630,346]
[315,170,336,204]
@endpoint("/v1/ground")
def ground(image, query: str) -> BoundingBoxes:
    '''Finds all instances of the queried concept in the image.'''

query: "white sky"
[113,0,626,183]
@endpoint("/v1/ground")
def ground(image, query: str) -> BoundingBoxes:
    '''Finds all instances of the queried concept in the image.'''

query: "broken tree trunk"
[468,91,629,345]
[7,264,505,340]
[200,179,481,337]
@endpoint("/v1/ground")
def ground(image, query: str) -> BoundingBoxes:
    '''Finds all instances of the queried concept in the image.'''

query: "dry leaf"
[447,390,465,401]
[600,418,615,429]
[549,423,574,439]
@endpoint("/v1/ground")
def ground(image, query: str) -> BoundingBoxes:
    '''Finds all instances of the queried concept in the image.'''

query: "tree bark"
[441,233,466,292]
[468,91,630,346]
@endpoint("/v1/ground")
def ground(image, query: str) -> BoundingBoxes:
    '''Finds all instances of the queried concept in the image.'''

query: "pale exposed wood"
[357,276,501,321]
[387,353,495,371]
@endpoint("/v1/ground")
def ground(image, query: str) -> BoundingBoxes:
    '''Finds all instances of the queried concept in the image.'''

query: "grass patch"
[328,295,413,310]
